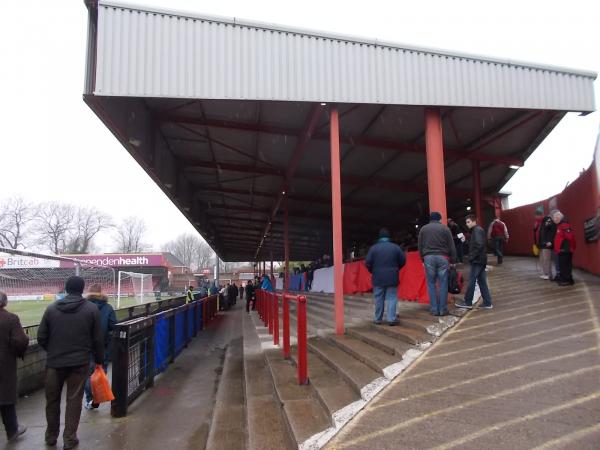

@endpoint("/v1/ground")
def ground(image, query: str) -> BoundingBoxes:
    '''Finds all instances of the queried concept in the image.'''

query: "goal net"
[117,271,154,307]
[0,248,115,328]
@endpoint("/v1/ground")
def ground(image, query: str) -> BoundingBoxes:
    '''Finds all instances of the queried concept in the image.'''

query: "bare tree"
[195,242,215,272]
[35,202,75,254]
[163,233,215,271]
[64,207,113,254]
[0,197,35,249]
[114,217,147,253]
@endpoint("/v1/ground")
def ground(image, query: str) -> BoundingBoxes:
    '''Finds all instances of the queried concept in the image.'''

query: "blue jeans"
[424,255,450,314]
[464,263,492,306]
[373,286,398,323]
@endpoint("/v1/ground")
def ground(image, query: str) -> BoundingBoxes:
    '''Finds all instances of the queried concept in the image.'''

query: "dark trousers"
[0,404,18,438]
[453,239,464,263]
[494,237,505,263]
[45,365,88,445]
[558,252,574,283]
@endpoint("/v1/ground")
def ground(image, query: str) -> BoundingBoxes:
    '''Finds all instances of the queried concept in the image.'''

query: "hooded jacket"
[87,294,117,352]
[37,293,104,368]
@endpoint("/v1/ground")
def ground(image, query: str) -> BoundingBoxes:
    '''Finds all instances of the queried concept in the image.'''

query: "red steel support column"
[472,160,483,226]
[268,293,273,335]
[284,195,290,293]
[273,294,279,345]
[330,107,345,335]
[297,296,308,385]
[282,294,291,359]
[425,108,448,223]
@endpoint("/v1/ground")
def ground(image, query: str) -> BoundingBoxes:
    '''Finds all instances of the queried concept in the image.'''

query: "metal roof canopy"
[83,1,597,262]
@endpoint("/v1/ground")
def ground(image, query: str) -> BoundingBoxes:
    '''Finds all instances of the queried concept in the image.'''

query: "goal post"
[117,271,153,308]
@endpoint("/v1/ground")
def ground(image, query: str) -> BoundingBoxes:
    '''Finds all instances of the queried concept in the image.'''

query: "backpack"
[448,267,463,294]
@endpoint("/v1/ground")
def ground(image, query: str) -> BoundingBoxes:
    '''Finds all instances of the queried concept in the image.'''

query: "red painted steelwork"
[255,104,324,259]
[425,107,448,223]
[273,293,279,346]
[330,107,345,335]
[473,160,483,226]
[296,296,308,385]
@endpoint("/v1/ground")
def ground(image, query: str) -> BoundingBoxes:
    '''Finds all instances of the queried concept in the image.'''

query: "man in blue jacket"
[365,229,406,326]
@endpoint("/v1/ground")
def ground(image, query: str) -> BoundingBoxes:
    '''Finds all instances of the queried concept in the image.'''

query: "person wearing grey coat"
[0,291,29,441]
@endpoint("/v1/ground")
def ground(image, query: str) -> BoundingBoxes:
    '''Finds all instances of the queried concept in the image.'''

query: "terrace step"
[264,350,331,447]
[368,323,431,345]
[346,327,413,357]
[243,312,295,450]
[326,335,398,374]
[308,337,380,395]
[205,337,245,450]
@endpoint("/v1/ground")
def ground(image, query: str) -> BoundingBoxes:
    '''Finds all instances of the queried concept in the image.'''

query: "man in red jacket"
[553,211,576,286]
[487,216,509,264]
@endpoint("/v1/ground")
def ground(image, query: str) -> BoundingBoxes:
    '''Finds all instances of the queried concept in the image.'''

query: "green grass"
[8,296,167,327]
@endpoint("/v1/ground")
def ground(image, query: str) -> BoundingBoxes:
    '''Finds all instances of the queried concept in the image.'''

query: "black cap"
[65,276,85,295]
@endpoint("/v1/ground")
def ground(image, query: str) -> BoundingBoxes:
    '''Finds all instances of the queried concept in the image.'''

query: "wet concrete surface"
[327,257,600,450]
[2,302,245,450]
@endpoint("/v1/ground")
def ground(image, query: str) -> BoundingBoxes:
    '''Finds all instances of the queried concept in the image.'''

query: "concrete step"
[346,327,413,357]
[308,337,380,395]
[368,322,431,345]
[243,312,295,450]
[264,350,331,447]
[326,334,399,374]
[396,316,433,334]
[205,337,246,450]
[296,350,361,417]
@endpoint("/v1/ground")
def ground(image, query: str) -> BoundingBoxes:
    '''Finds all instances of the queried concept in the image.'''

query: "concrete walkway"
[2,302,245,450]
[328,257,600,450]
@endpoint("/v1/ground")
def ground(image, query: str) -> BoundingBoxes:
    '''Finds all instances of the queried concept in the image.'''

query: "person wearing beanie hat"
[37,277,104,449]
[83,284,116,410]
[418,212,457,316]
[365,228,406,325]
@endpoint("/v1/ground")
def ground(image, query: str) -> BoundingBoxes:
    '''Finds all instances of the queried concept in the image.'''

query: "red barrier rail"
[256,290,308,385]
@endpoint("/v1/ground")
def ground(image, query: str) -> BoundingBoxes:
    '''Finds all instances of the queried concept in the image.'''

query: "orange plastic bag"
[90,365,115,403]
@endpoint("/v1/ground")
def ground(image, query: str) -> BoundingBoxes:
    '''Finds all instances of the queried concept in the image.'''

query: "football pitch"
[9,296,164,327]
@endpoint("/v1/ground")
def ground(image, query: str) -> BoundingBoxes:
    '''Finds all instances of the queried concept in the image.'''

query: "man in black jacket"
[37,276,104,449]
[365,228,406,325]
[456,215,493,310]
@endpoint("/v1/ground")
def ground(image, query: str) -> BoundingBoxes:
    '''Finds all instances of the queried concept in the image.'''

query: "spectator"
[261,274,274,292]
[533,208,544,274]
[209,282,219,296]
[365,228,406,325]
[186,285,194,304]
[0,291,29,442]
[83,284,116,410]
[447,218,464,263]
[487,216,509,264]
[227,283,238,306]
[553,211,576,286]
[238,282,244,300]
[456,215,493,310]
[538,211,557,280]
[37,276,103,449]
[245,280,256,313]
[418,212,456,316]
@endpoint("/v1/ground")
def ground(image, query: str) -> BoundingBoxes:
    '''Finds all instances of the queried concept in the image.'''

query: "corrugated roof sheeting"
[95,2,596,112]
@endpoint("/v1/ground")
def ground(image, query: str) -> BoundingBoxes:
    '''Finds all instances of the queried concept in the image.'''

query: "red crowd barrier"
[256,289,308,385]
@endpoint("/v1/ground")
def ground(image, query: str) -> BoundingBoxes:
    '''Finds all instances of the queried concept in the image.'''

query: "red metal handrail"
[256,290,308,385]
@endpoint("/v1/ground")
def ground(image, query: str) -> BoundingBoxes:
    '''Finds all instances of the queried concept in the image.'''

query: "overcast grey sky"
[1,0,598,253]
